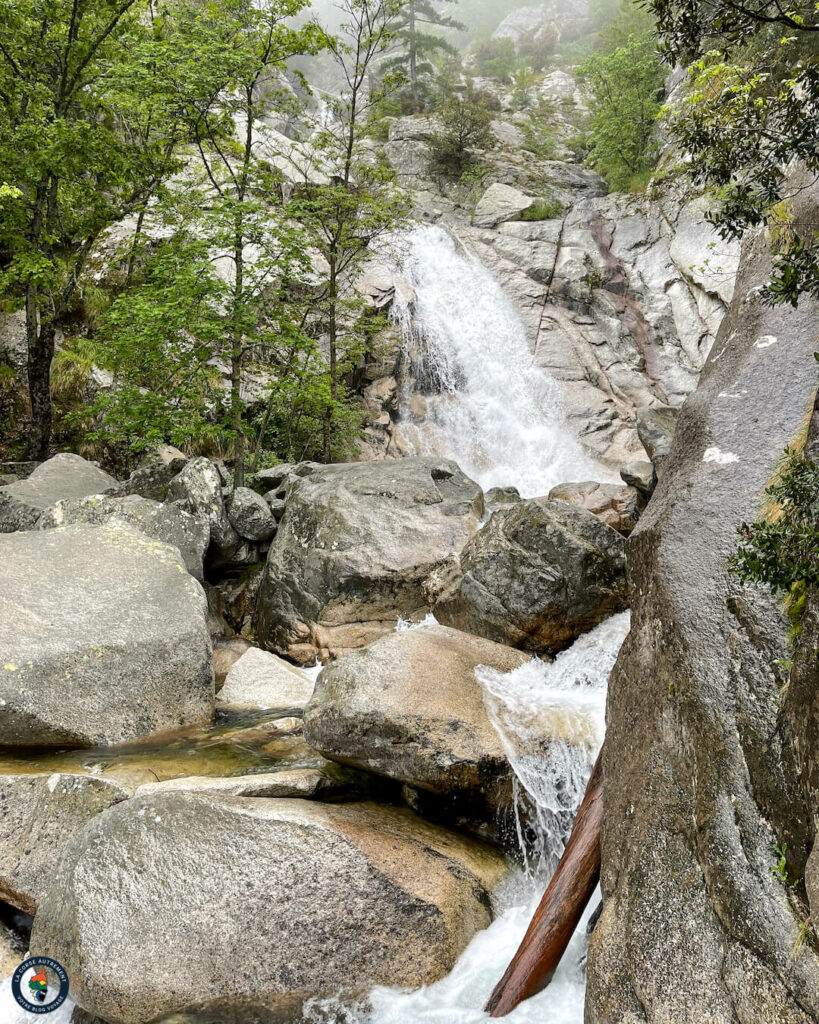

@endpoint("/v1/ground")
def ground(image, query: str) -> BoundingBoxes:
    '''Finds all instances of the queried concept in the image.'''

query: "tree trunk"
[485,748,604,1017]
[25,285,55,461]
[323,253,338,463]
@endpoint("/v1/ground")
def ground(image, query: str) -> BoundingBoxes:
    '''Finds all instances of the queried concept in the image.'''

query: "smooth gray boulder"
[431,498,628,654]
[255,457,484,664]
[133,767,352,801]
[0,453,117,532]
[636,403,679,477]
[166,456,238,554]
[0,523,213,747]
[216,647,314,711]
[31,794,506,1024]
[473,183,534,228]
[304,624,532,814]
[118,446,188,501]
[226,486,277,541]
[620,459,656,495]
[38,493,209,581]
[0,773,128,914]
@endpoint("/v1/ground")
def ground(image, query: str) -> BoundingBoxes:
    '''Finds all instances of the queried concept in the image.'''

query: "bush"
[473,37,519,81]
[577,27,664,191]
[428,88,494,180]
[519,196,565,220]
[729,447,819,594]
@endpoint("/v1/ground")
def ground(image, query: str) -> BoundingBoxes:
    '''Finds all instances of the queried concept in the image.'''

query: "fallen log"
[485,746,604,1017]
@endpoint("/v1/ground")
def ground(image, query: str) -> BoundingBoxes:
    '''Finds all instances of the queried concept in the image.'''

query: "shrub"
[729,447,819,594]
[473,37,519,81]
[577,28,664,191]
[428,88,494,180]
[519,196,564,220]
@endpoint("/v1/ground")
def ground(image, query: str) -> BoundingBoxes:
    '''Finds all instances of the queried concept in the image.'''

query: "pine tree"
[384,0,464,110]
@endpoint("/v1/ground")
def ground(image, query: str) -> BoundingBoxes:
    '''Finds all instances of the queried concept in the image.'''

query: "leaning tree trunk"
[586,169,819,1024]
[486,748,603,1016]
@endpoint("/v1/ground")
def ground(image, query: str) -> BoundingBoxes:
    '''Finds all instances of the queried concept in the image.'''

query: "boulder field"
[0,444,629,1022]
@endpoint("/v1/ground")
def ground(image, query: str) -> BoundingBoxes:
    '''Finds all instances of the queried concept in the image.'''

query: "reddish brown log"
[485,747,604,1017]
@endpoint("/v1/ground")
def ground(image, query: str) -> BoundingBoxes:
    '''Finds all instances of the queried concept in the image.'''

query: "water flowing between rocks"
[302,613,630,1024]
[391,225,611,498]
[1,224,627,1024]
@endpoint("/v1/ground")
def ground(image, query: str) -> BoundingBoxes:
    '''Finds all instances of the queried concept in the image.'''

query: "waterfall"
[303,612,631,1024]
[392,226,610,499]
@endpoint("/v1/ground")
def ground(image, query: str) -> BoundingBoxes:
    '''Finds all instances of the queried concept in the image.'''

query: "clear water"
[392,225,611,498]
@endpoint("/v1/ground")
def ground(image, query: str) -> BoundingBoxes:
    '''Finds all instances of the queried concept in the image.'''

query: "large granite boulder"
[0,773,128,914]
[255,457,484,664]
[636,402,679,478]
[0,523,213,747]
[473,183,534,228]
[38,493,209,581]
[303,624,530,814]
[0,453,117,532]
[431,498,628,654]
[31,794,506,1024]
[166,456,238,555]
[547,480,644,535]
[587,174,819,1023]
[216,647,314,711]
[226,486,277,542]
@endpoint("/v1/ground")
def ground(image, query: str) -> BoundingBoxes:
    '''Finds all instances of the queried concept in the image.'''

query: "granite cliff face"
[587,175,819,1023]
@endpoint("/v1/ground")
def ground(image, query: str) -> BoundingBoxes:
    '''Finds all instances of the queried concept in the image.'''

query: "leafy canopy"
[646,0,819,306]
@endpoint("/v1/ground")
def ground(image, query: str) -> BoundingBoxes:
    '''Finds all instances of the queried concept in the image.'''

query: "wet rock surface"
[431,498,628,654]
[303,624,530,813]
[31,794,507,1024]
[587,178,819,1023]
[255,457,483,663]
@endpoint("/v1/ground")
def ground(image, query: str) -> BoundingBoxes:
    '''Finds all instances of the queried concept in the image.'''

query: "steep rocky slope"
[587,174,819,1023]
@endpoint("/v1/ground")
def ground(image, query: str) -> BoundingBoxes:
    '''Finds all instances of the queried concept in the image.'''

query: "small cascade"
[392,225,610,498]
[302,612,631,1024]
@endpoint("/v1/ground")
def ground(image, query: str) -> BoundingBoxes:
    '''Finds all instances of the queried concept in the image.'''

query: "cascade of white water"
[302,612,631,1024]
[392,225,611,498]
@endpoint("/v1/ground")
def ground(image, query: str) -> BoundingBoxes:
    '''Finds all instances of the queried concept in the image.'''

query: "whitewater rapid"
[392,225,611,498]
[302,612,631,1024]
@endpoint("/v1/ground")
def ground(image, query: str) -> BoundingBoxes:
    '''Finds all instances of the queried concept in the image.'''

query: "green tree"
[577,24,665,190]
[427,85,494,180]
[87,0,324,478]
[383,0,464,109]
[0,0,196,458]
[168,0,323,485]
[293,0,410,462]
[645,0,819,305]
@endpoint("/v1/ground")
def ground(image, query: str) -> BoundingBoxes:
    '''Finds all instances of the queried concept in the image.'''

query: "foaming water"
[303,612,631,1024]
[392,225,610,498]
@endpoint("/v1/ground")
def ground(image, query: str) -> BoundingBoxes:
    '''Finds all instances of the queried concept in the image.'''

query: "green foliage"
[519,196,565,220]
[520,99,562,160]
[728,448,819,594]
[771,843,798,889]
[473,37,519,81]
[382,0,464,110]
[577,26,665,190]
[516,27,557,70]
[427,87,494,180]
[646,0,819,306]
